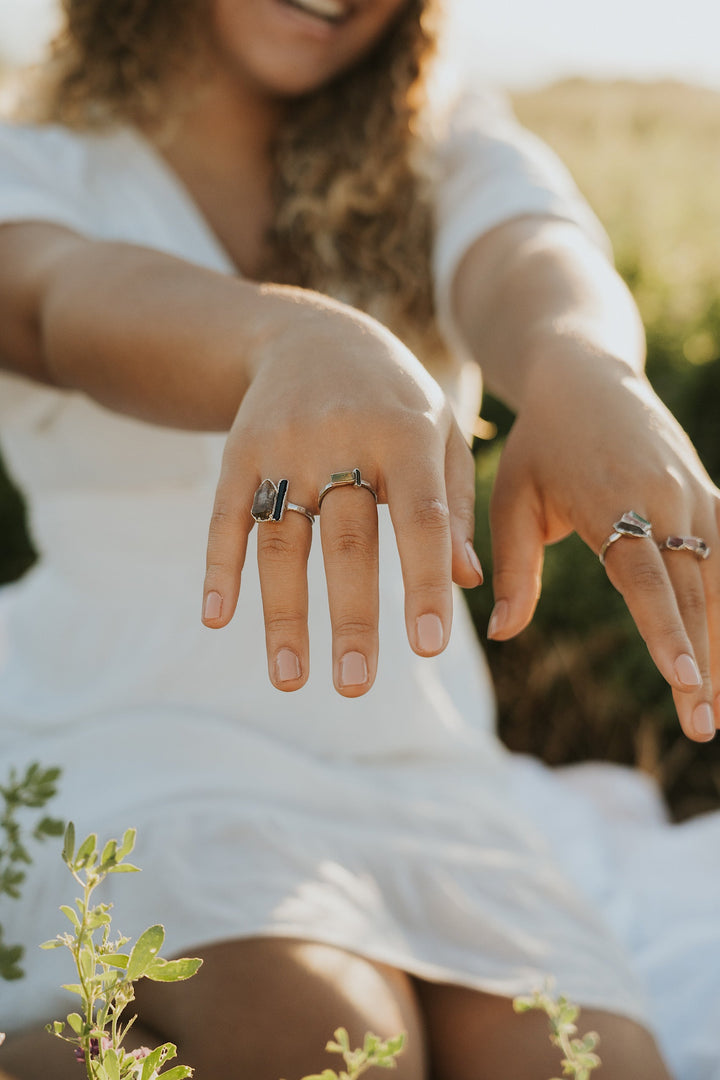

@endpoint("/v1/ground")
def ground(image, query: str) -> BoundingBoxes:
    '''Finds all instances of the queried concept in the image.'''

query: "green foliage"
[295,1028,406,1080]
[44,824,202,1080]
[0,762,63,980]
[514,984,601,1079]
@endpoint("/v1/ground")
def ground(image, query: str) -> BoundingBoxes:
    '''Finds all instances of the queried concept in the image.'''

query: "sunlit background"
[0,0,718,89]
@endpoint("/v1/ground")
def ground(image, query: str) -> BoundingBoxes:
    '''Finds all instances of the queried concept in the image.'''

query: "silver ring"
[658,535,710,560]
[317,468,378,510]
[599,510,653,566]
[251,479,314,524]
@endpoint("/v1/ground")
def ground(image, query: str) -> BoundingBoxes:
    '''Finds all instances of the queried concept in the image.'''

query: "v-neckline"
[120,125,242,278]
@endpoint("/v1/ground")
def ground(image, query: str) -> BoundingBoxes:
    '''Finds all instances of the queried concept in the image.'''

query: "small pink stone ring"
[658,535,710,560]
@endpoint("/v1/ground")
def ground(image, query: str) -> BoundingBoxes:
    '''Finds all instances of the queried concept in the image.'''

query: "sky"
[0,0,718,91]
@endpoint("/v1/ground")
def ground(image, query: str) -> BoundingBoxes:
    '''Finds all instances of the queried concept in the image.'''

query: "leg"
[133,937,427,1080]
[414,980,673,1080]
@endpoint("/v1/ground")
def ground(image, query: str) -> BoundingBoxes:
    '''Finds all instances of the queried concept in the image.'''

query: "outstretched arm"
[452,215,719,742]
[0,222,481,696]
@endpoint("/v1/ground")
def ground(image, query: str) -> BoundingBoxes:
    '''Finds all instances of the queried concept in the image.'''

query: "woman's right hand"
[201,292,482,697]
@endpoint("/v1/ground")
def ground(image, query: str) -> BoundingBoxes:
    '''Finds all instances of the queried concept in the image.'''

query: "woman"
[1,1,718,1077]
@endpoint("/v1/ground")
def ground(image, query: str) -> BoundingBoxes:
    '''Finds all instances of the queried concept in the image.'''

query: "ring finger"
[319,473,380,698]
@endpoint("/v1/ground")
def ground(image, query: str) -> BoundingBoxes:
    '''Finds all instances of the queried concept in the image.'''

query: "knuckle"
[258,531,297,561]
[450,493,475,532]
[412,496,450,534]
[405,580,450,607]
[208,503,246,538]
[263,610,306,637]
[332,615,377,639]
[204,559,232,580]
[622,562,666,596]
[325,526,376,563]
[678,585,706,619]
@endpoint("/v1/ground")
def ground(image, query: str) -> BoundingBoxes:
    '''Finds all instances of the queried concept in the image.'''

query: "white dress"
[0,88,719,1080]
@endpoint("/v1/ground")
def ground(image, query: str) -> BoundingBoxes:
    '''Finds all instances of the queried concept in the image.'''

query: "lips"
[279,0,349,23]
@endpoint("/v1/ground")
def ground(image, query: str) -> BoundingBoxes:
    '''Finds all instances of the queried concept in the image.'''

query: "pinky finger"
[202,466,256,628]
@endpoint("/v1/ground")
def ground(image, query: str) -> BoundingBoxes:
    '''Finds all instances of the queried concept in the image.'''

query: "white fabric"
[0,96,719,1080]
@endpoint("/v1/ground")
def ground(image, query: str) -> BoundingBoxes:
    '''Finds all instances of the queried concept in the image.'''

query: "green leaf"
[145,956,202,982]
[61,983,83,996]
[100,953,129,970]
[62,822,76,865]
[66,1012,84,1034]
[332,1029,350,1054]
[157,1068,194,1080]
[60,904,81,931]
[127,924,165,981]
[40,938,65,949]
[139,1045,166,1080]
[102,1048,121,1080]
[34,815,65,839]
[74,832,98,870]
[49,1020,65,1036]
[0,942,25,981]
[116,828,137,861]
[107,863,141,874]
[100,839,118,868]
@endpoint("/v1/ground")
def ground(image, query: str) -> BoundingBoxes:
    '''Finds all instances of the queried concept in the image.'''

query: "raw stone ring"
[658,535,710,560]
[251,479,315,525]
[598,510,653,567]
[317,468,378,510]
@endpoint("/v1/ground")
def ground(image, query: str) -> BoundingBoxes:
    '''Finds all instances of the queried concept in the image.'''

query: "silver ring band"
[599,510,653,566]
[317,468,378,510]
[658,535,710,560]
[251,479,315,525]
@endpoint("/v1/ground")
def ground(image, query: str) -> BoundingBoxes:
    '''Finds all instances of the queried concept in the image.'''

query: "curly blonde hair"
[27,0,449,365]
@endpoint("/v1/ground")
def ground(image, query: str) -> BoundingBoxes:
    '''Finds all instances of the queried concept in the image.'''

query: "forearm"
[0,224,355,431]
[451,217,646,411]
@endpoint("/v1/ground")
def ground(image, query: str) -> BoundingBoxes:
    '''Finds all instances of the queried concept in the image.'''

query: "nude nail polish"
[203,591,223,621]
[339,651,368,687]
[692,703,715,739]
[487,599,508,640]
[465,540,483,582]
[674,653,702,688]
[275,648,301,683]
[416,613,444,654]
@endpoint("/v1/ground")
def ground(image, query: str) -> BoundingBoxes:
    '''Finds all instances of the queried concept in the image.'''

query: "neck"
[157,73,284,183]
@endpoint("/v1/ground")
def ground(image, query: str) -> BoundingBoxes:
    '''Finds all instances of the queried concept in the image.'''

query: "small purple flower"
[75,1036,112,1063]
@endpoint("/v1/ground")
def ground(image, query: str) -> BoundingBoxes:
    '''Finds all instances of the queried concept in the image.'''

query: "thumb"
[488,458,546,640]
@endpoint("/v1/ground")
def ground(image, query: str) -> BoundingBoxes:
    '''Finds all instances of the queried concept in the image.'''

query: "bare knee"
[134,937,427,1079]
[414,981,672,1080]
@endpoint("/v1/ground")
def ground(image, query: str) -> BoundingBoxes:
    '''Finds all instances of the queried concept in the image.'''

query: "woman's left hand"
[487,348,720,743]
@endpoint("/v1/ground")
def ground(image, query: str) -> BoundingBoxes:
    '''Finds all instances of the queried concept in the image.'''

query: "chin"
[211,0,407,99]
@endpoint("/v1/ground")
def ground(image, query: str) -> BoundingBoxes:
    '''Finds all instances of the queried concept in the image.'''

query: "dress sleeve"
[430,84,612,348]
[0,120,92,233]
[0,122,93,427]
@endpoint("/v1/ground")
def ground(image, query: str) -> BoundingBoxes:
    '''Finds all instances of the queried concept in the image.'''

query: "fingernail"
[416,613,444,653]
[692,703,715,739]
[674,653,702,688]
[487,599,508,640]
[339,651,368,687]
[465,540,484,582]
[275,648,301,683]
[203,591,223,621]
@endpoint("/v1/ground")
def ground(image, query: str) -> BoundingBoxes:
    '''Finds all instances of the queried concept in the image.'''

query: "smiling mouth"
[279,0,349,24]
